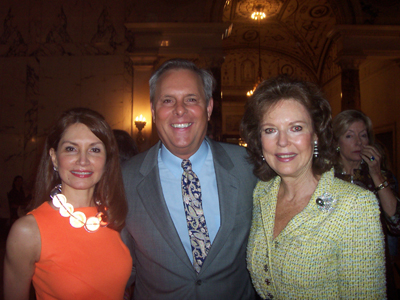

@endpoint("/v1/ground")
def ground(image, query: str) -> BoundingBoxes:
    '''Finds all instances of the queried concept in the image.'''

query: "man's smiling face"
[151,69,213,159]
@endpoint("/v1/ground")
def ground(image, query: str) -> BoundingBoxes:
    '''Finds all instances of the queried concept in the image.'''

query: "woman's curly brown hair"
[240,75,334,182]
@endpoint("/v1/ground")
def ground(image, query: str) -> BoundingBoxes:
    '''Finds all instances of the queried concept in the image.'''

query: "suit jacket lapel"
[200,138,239,273]
[136,141,194,271]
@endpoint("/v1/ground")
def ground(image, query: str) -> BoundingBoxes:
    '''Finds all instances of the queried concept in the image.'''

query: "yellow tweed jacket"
[247,169,386,299]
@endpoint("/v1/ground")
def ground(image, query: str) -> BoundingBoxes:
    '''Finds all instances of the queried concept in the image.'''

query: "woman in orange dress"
[4,108,132,300]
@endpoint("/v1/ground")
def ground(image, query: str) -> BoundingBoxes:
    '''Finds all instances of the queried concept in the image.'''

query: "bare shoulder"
[4,215,41,300]
[6,214,41,262]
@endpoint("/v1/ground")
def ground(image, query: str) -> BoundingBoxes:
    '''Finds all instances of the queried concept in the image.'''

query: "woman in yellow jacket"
[241,75,386,299]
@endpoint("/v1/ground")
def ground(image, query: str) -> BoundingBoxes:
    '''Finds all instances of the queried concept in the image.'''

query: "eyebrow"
[261,120,308,127]
[60,140,104,147]
[346,129,367,133]
[161,93,199,98]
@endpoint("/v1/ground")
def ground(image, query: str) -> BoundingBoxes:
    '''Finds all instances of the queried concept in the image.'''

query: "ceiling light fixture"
[247,6,265,97]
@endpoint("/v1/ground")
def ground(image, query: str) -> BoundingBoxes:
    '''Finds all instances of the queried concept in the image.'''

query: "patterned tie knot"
[182,159,193,172]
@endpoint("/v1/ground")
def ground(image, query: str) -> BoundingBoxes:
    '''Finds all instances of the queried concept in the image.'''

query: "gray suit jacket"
[122,138,258,300]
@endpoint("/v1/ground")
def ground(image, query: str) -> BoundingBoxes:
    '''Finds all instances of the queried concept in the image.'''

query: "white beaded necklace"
[50,185,108,232]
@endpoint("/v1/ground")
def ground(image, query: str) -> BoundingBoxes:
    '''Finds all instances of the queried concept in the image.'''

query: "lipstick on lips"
[275,153,296,162]
[71,171,93,178]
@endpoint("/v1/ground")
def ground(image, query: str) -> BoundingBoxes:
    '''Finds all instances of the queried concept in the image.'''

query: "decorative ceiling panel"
[222,0,338,74]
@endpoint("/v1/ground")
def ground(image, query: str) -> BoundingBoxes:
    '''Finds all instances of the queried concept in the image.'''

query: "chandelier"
[251,11,266,20]
[247,6,265,97]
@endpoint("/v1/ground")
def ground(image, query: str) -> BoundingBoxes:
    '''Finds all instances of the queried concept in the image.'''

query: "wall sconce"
[238,138,247,148]
[135,115,146,144]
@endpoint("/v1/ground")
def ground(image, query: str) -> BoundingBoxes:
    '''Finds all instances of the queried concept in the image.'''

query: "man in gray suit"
[122,59,258,300]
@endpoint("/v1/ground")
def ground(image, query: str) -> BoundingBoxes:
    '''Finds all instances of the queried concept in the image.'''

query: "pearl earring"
[313,141,319,158]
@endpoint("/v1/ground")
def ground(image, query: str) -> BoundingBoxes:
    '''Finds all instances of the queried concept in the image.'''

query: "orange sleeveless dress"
[29,202,132,300]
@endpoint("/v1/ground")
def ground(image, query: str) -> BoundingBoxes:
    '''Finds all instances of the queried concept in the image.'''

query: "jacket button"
[264,264,268,272]
[267,292,274,299]
[196,280,202,285]
[265,278,270,285]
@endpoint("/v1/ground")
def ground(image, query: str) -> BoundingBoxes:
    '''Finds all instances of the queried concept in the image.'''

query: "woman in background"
[333,109,400,299]
[241,75,385,299]
[4,107,132,300]
[7,175,29,225]
[333,110,399,231]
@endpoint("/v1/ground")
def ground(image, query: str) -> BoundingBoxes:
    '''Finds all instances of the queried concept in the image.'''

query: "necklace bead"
[50,185,108,232]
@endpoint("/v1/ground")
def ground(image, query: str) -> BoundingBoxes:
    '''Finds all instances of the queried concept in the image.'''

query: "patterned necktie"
[181,159,211,273]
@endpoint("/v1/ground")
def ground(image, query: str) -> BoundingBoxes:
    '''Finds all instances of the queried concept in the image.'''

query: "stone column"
[336,57,364,111]
[204,56,225,142]
[24,62,40,189]
[328,25,400,111]
[209,66,222,141]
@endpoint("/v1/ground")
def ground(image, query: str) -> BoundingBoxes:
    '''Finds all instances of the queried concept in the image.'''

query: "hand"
[361,145,397,217]
[360,145,382,178]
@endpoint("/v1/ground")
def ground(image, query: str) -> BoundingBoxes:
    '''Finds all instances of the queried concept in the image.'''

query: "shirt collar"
[160,140,209,178]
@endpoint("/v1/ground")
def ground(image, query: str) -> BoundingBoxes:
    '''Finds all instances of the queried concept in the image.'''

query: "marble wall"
[0,0,134,218]
[359,59,400,176]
